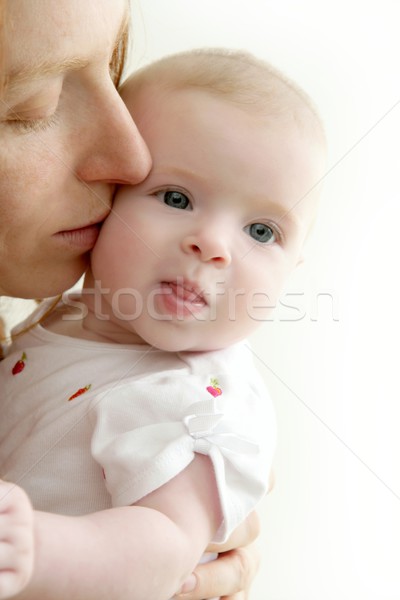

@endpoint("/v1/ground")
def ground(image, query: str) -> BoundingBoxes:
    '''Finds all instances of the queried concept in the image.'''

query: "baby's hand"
[0,481,34,599]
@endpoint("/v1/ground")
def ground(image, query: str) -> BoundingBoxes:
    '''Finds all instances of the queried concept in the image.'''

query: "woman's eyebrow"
[7,58,89,92]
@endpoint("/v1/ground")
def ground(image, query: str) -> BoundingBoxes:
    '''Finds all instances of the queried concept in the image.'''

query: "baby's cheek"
[111,292,143,321]
[245,289,276,323]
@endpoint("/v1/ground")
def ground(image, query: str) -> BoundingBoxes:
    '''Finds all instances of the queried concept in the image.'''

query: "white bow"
[183,398,259,455]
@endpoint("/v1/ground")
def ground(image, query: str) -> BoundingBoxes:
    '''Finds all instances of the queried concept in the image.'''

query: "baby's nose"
[181,233,231,267]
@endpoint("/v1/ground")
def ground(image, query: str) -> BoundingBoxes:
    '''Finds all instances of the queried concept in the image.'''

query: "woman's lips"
[53,222,103,250]
[53,209,110,250]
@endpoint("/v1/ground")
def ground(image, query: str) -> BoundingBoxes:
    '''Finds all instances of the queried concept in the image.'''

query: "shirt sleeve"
[90,349,276,542]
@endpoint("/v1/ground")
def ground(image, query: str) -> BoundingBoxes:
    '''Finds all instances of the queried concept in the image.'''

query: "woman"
[0,1,261,598]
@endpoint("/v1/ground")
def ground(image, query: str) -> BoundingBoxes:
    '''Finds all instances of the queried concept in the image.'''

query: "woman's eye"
[3,78,63,134]
[7,113,59,134]
[245,223,276,244]
[159,190,192,210]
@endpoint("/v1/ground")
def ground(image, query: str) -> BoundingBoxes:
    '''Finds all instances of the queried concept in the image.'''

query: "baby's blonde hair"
[124,48,325,144]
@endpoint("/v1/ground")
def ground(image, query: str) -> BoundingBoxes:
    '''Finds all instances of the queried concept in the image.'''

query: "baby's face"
[90,83,325,351]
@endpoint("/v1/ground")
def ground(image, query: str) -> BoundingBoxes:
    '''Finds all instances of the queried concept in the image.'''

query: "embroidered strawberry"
[68,384,91,401]
[206,377,222,397]
[12,352,27,375]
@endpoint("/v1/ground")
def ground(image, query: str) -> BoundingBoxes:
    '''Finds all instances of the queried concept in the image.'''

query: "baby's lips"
[167,280,206,305]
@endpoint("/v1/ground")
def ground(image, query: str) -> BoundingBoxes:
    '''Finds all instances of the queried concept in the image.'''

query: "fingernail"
[178,573,197,594]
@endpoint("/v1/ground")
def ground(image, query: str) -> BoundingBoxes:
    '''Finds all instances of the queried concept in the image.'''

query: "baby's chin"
[143,338,221,354]
[140,328,247,354]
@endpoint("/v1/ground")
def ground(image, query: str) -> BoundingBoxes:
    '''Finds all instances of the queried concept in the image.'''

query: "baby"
[0,49,325,599]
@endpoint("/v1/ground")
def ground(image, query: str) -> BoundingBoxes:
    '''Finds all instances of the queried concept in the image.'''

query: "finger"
[0,542,28,600]
[0,483,32,524]
[0,481,13,510]
[175,543,260,600]
[0,571,23,600]
[206,511,260,554]
[221,593,245,600]
[0,481,21,512]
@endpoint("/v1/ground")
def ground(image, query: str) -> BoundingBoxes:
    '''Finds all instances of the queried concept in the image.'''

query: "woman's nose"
[181,231,232,267]
[75,83,152,185]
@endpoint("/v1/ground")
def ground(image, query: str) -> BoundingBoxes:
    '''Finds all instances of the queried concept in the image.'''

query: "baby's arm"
[12,454,220,600]
[0,481,34,600]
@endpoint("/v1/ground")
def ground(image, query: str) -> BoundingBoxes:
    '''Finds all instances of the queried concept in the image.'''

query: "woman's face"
[0,0,151,298]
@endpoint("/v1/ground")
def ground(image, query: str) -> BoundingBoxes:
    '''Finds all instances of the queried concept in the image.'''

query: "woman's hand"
[174,511,261,600]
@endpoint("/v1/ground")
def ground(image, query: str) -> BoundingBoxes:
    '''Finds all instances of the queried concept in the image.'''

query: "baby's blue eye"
[163,191,191,210]
[246,223,276,244]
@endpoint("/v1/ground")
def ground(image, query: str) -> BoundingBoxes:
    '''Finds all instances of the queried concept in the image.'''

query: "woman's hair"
[0,0,6,97]
[126,48,325,143]
[110,16,130,88]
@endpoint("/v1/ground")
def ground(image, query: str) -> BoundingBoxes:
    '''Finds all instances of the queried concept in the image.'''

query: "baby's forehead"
[122,68,325,152]
[121,74,326,188]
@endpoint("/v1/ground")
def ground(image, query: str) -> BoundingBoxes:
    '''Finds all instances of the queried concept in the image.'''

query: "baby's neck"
[43,299,148,346]
[80,271,147,344]
[41,270,148,346]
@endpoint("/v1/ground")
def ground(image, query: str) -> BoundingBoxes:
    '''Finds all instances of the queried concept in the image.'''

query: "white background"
[127,1,400,599]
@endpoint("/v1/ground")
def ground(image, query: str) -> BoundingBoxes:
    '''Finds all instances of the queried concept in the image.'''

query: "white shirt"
[0,300,276,542]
